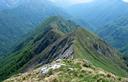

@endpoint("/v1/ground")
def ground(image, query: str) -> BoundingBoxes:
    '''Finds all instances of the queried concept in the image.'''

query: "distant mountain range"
[0,0,68,56]
[66,0,128,30]
[0,0,22,10]
[98,16,128,52]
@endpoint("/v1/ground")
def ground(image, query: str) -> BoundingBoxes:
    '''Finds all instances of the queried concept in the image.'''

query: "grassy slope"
[3,59,128,82]
[73,29,128,77]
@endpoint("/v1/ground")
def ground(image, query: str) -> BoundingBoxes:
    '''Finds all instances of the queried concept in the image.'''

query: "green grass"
[73,29,128,77]
[4,59,126,82]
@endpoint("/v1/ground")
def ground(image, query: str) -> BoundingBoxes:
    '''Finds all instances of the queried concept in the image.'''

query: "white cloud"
[69,0,94,4]
[122,0,128,3]
[50,0,94,7]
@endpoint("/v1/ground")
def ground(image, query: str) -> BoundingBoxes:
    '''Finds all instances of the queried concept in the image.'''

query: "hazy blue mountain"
[0,0,21,11]
[0,1,8,10]
[0,0,68,56]
[98,16,128,54]
[66,0,128,30]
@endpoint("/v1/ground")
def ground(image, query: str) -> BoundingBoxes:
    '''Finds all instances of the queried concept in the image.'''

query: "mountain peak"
[36,16,78,33]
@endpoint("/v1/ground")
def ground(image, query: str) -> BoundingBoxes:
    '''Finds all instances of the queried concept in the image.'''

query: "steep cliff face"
[0,17,128,81]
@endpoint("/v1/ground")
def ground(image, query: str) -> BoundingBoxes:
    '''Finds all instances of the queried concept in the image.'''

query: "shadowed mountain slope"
[0,0,68,56]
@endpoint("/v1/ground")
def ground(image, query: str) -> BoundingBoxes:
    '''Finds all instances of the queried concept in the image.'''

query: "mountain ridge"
[0,16,128,81]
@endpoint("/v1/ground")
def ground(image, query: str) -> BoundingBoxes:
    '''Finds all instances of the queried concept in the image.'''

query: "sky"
[49,0,94,7]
